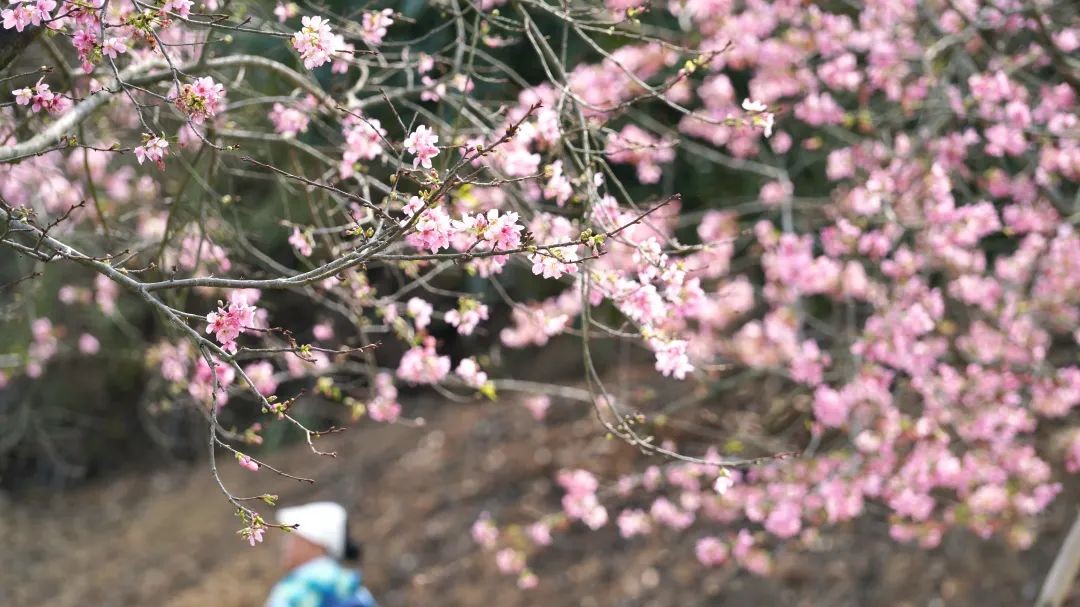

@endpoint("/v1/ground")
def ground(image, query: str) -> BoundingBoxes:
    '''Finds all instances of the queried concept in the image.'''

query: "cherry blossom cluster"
[396,336,451,385]
[1,0,55,32]
[288,227,314,257]
[367,372,402,423]
[12,79,67,114]
[339,111,387,178]
[291,15,335,69]
[457,0,1080,587]
[170,77,226,124]
[403,125,440,169]
[359,9,393,47]
[273,2,298,23]
[605,125,675,184]
[134,134,169,168]
[151,332,330,413]
[445,298,489,336]
[1,0,1079,589]
[162,0,194,18]
[205,298,260,354]
[268,96,317,138]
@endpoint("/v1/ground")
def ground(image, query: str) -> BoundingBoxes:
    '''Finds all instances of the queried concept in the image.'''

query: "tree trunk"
[0,26,42,72]
[1039,509,1080,607]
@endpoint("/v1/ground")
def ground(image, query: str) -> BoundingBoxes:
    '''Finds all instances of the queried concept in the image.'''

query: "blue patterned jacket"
[265,557,377,607]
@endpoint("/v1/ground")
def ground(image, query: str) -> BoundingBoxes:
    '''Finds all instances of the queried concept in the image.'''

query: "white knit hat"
[275,501,348,559]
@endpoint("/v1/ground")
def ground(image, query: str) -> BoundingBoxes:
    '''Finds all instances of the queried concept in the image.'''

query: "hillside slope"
[1,391,1076,606]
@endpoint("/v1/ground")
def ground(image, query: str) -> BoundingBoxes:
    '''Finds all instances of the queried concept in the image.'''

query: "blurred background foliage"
[0,0,809,491]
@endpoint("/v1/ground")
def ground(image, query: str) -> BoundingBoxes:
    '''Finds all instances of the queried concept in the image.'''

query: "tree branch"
[0,54,329,163]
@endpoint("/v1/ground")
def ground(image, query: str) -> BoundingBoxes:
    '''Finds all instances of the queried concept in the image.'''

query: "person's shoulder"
[266,559,368,607]
[269,559,361,606]
[265,575,319,607]
[301,557,356,586]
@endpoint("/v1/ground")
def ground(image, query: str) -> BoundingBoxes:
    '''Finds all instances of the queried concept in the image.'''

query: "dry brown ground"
[2,389,1079,607]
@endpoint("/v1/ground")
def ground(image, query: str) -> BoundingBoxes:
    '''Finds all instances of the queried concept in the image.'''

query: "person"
[265,501,378,607]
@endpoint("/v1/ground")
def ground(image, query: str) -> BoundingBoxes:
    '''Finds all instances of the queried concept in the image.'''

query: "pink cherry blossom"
[527,521,552,546]
[695,537,729,566]
[237,454,260,472]
[134,136,169,168]
[522,395,550,421]
[542,161,573,206]
[101,37,127,59]
[650,339,694,379]
[742,98,775,137]
[7,0,1080,589]
[406,297,433,330]
[291,15,335,69]
[12,79,63,114]
[170,77,226,124]
[558,469,608,529]
[1,4,34,32]
[205,299,259,354]
[288,227,313,257]
[188,356,235,408]
[445,299,489,335]
[312,323,333,341]
[495,548,525,574]
[517,572,538,590]
[244,523,265,547]
[244,361,278,396]
[268,102,311,138]
[161,0,194,17]
[455,357,488,388]
[78,333,100,355]
[13,87,32,105]
[605,125,674,183]
[471,512,499,549]
[617,509,652,538]
[404,205,453,254]
[367,372,402,423]
[360,9,393,46]
[396,337,450,385]
[713,473,734,495]
[340,114,387,178]
[529,249,579,279]
[273,2,298,22]
[404,125,439,169]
